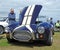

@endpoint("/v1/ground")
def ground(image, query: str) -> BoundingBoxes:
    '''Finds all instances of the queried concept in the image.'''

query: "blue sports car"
[6,5,54,46]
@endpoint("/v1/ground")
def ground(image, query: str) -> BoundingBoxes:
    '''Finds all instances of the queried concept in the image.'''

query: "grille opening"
[12,31,32,42]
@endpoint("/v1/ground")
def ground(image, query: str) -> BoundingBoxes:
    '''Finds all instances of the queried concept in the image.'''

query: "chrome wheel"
[0,26,4,34]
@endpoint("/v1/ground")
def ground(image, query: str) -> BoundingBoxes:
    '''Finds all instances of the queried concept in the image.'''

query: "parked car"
[0,17,19,34]
[6,5,54,46]
[0,17,9,34]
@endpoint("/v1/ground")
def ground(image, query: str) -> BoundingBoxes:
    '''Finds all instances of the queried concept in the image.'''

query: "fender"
[38,22,52,29]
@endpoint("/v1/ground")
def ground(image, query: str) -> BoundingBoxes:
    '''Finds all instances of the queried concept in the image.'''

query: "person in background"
[8,8,16,25]
[50,18,54,25]
[47,17,54,26]
[19,10,22,25]
[55,20,60,28]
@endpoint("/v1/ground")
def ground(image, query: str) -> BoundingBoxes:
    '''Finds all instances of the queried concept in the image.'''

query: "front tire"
[6,33,15,43]
[0,26,4,34]
[7,38,14,43]
[46,31,53,46]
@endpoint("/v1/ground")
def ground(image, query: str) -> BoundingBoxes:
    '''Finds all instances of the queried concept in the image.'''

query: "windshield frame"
[0,17,8,21]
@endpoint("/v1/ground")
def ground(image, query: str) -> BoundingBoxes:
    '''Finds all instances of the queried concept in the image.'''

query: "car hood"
[13,24,37,33]
[0,21,8,27]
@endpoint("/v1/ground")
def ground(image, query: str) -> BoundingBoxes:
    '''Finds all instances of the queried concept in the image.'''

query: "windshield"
[36,16,47,23]
[0,17,7,21]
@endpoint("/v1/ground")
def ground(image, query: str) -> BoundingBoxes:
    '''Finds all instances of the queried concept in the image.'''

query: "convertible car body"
[6,5,54,46]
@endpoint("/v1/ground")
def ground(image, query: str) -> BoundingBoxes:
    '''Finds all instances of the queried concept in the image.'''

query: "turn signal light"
[39,34,43,38]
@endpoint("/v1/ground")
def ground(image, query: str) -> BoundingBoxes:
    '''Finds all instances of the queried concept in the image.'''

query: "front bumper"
[11,30,34,42]
[35,29,50,41]
[35,33,48,41]
[6,29,49,42]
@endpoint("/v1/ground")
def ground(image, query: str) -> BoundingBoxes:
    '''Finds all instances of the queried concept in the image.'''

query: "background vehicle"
[0,17,19,34]
[6,5,54,46]
[0,17,9,34]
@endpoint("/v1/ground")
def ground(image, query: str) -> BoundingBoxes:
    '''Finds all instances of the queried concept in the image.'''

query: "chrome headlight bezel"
[38,27,45,34]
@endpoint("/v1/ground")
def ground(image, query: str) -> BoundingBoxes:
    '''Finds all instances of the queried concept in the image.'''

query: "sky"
[0,0,60,22]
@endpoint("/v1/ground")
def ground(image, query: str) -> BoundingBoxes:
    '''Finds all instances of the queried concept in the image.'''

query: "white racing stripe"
[14,5,35,33]
[29,5,35,15]
[13,25,24,31]
[22,5,31,25]
[26,5,35,25]
[26,5,35,32]
[26,25,33,32]
[21,17,27,25]
[14,5,32,31]
[25,5,31,16]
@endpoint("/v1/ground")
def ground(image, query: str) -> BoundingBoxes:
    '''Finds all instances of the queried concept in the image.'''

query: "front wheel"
[0,26,4,34]
[46,31,53,46]
[7,38,14,43]
[6,33,15,43]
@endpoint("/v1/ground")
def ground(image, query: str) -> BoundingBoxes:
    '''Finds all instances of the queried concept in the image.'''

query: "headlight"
[38,27,45,34]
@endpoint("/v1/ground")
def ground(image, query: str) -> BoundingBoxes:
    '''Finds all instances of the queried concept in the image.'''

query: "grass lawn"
[0,32,60,50]
[0,38,11,46]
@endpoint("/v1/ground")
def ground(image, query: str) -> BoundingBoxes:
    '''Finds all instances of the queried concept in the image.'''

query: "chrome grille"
[12,30,32,42]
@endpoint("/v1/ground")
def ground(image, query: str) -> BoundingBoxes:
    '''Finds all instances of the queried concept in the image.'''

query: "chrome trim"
[12,30,33,42]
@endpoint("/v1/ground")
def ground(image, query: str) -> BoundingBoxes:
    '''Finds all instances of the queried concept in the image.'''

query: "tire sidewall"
[46,31,53,46]
[0,26,4,34]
